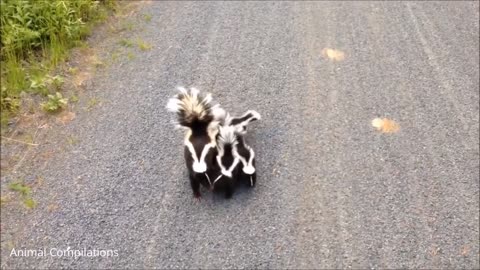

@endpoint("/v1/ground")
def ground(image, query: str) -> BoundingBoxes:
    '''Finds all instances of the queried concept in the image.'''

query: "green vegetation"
[127,51,135,60]
[1,0,116,130]
[137,39,152,51]
[86,96,99,110]
[8,181,36,209]
[121,20,135,31]
[70,93,79,103]
[8,182,30,196]
[23,197,36,209]
[66,135,79,145]
[41,92,68,112]
[119,38,135,48]
[143,14,152,23]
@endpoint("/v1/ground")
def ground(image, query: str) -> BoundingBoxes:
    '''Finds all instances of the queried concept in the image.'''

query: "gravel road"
[1,1,479,269]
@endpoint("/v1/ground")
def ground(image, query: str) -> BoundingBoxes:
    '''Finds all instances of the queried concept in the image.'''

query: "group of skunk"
[166,86,261,199]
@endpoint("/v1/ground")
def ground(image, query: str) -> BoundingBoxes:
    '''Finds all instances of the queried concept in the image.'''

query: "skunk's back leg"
[248,173,256,187]
[189,171,201,198]
[224,182,234,199]
[250,159,257,187]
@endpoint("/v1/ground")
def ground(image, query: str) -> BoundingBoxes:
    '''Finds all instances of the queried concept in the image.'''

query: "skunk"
[211,125,241,199]
[228,110,260,187]
[211,110,261,197]
[166,86,225,199]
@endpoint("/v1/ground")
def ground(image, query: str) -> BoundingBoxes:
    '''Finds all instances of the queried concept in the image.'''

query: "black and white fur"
[212,110,261,197]
[211,125,241,199]
[228,110,261,136]
[166,86,225,199]
[235,133,257,188]
[228,110,260,187]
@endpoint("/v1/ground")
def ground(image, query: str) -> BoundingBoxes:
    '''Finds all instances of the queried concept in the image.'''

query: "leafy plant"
[41,92,68,112]
[50,75,65,90]
[29,74,49,95]
[1,89,20,112]
[29,74,64,95]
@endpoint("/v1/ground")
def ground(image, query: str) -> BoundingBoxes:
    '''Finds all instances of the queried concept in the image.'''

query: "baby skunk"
[211,110,261,197]
[166,86,225,199]
[228,110,261,187]
[211,125,241,199]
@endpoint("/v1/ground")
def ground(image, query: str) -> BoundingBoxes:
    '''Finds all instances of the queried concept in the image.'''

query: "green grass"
[137,39,152,51]
[23,197,37,209]
[119,38,135,48]
[8,182,31,196]
[8,181,37,209]
[127,52,136,60]
[67,135,79,145]
[87,97,99,110]
[1,0,117,131]
[70,93,79,103]
[121,21,135,31]
[110,50,121,62]
[143,14,152,23]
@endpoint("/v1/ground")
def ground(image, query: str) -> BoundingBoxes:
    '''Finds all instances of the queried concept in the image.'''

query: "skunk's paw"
[193,191,202,202]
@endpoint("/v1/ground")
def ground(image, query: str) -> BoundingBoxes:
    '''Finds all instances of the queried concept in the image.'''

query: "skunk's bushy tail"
[166,86,225,128]
[217,125,239,149]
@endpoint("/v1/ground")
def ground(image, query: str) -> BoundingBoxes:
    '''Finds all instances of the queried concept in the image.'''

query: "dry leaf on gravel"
[371,117,400,133]
[321,48,346,61]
